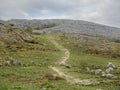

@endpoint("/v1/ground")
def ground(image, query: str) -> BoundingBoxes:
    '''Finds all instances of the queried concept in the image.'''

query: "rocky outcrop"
[0,20,34,52]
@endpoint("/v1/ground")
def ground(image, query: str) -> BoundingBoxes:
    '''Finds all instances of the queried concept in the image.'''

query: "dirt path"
[48,37,99,85]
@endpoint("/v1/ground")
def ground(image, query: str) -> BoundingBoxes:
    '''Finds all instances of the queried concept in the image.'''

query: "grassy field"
[0,34,120,90]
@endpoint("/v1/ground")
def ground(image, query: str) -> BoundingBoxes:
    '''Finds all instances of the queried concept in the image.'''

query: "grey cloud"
[99,0,120,27]
[0,0,120,27]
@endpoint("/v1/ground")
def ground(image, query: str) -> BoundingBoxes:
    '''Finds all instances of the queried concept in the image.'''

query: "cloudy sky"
[0,0,120,27]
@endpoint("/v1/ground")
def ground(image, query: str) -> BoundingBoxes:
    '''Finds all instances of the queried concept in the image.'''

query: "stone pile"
[0,59,25,66]
[86,62,118,79]
[0,60,36,67]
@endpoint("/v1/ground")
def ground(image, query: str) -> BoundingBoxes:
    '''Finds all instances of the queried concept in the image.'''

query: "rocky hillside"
[9,19,120,39]
[0,20,35,53]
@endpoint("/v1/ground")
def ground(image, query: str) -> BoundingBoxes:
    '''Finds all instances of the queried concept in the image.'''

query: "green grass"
[0,34,120,90]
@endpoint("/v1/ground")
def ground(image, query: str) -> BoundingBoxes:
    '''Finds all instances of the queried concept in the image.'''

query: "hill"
[9,19,120,39]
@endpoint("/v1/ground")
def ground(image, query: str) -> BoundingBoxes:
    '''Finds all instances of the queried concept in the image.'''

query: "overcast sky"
[0,0,120,27]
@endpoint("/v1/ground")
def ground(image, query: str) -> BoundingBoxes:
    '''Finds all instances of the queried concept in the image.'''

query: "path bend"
[48,37,99,85]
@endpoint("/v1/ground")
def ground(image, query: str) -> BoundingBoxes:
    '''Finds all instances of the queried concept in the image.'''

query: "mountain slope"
[9,19,120,39]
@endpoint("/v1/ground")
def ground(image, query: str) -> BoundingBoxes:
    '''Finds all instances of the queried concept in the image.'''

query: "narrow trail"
[48,37,99,85]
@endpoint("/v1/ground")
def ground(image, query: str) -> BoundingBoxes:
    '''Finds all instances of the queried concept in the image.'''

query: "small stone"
[101,72,117,78]
[29,61,36,65]
[95,69,102,75]
[42,87,47,90]
[106,62,115,73]
[0,63,3,67]
[17,61,25,66]
[11,60,18,66]
[96,89,102,90]
[10,60,17,65]
[5,61,11,66]
[59,62,72,69]
[86,67,90,72]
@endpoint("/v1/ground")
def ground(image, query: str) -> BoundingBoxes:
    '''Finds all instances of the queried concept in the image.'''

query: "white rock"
[95,69,102,75]
[102,72,117,78]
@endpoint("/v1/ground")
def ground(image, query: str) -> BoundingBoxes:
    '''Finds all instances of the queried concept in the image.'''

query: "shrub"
[43,73,63,80]
[24,26,32,33]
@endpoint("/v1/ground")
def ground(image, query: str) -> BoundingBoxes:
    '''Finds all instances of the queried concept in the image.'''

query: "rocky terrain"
[9,19,120,39]
[0,20,38,53]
